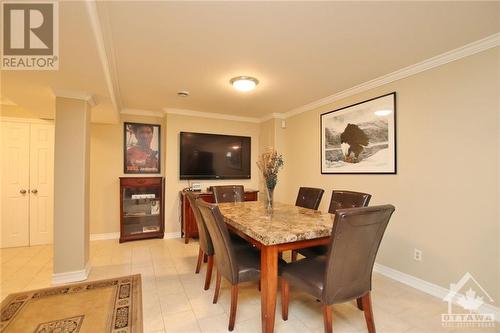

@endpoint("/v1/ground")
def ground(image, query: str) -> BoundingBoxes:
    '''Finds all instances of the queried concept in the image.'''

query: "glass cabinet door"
[122,185,161,237]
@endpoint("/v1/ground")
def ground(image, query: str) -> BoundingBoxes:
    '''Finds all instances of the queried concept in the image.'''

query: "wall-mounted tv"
[180,132,251,180]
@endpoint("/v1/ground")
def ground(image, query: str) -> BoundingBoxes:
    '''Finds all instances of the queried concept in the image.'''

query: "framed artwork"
[124,122,161,174]
[320,92,396,174]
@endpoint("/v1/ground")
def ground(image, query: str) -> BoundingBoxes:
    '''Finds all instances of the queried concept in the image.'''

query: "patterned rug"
[0,275,142,333]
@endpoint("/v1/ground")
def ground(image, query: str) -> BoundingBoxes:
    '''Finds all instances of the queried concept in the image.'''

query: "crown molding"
[52,89,97,107]
[0,97,17,106]
[121,108,164,118]
[164,108,262,123]
[283,32,500,119]
[85,0,120,115]
[259,112,286,122]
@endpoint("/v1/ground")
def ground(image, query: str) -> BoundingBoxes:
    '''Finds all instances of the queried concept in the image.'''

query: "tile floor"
[0,238,497,333]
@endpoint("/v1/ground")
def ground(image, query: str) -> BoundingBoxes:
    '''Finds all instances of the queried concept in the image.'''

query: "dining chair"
[196,198,261,331]
[281,205,395,333]
[185,192,216,290]
[295,187,325,210]
[213,185,245,203]
[187,193,251,290]
[292,190,372,261]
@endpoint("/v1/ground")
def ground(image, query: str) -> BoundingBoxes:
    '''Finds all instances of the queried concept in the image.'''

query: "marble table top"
[218,201,335,246]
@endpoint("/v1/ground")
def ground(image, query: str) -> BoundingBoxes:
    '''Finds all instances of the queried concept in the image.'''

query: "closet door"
[29,123,54,245]
[0,122,30,248]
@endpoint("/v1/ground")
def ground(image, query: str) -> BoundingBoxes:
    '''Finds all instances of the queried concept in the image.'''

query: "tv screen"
[180,132,251,179]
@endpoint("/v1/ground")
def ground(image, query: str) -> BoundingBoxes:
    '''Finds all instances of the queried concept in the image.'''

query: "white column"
[52,97,91,284]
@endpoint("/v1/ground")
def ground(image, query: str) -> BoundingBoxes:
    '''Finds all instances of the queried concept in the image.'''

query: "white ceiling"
[1,1,499,122]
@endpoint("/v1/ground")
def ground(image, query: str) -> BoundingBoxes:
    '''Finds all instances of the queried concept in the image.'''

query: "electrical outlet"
[414,248,422,261]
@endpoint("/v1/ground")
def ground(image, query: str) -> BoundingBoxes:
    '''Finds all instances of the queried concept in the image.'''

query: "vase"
[266,186,275,211]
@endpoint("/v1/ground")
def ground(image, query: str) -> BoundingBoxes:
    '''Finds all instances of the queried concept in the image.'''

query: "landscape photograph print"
[321,92,396,174]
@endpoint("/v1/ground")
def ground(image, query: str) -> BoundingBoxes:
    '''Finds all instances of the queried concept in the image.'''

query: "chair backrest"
[212,185,245,203]
[295,187,325,210]
[328,190,372,214]
[196,198,239,284]
[322,205,395,305]
[185,192,214,256]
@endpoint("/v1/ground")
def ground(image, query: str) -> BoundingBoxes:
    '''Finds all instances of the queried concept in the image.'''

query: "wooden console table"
[179,189,258,243]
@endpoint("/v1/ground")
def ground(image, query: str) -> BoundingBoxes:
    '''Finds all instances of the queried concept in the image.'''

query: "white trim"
[52,89,97,107]
[283,33,500,119]
[121,108,164,118]
[259,113,286,122]
[164,108,261,123]
[374,263,500,322]
[52,262,91,285]
[165,232,181,239]
[90,232,120,241]
[0,117,54,124]
[85,0,120,114]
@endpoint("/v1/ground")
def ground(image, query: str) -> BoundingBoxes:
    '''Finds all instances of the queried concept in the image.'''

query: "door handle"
[20,189,27,194]
[31,189,38,194]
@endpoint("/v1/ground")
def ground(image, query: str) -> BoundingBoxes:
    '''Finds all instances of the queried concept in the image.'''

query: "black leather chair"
[281,205,395,333]
[295,187,324,210]
[292,190,372,261]
[212,185,245,203]
[196,198,261,331]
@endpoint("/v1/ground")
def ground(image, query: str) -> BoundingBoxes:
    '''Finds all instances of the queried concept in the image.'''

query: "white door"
[0,122,30,248]
[29,123,54,245]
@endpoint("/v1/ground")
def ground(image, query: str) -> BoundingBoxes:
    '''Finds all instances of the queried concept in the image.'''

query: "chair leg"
[195,247,203,274]
[322,304,333,333]
[361,292,376,333]
[280,277,289,320]
[356,297,364,310]
[228,284,238,331]
[204,255,214,290]
[213,269,221,304]
[291,250,298,262]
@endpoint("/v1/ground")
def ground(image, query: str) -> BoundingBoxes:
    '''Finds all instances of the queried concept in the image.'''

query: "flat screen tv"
[180,132,251,179]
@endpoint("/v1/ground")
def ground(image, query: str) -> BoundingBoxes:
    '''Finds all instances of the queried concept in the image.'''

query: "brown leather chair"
[196,198,262,331]
[295,187,325,210]
[212,185,245,203]
[328,190,372,214]
[185,192,215,290]
[281,205,395,333]
[292,190,372,261]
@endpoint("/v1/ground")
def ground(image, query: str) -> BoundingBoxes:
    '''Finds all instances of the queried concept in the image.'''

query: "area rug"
[0,274,142,333]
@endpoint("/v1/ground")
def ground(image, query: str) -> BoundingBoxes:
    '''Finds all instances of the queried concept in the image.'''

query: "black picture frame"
[320,92,397,174]
[124,122,161,174]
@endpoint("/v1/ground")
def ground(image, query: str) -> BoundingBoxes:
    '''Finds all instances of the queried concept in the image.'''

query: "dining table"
[218,201,335,333]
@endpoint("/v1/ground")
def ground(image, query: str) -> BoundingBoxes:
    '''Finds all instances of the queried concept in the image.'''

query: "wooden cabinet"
[120,177,164,243]
[180,189,258,243]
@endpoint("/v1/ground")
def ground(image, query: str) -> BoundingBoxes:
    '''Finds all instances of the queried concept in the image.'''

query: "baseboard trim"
[90,231,181,241]
[374,262,499,321]
[90,232,120,241]
[165,232,181,239]
[52,262,91,285]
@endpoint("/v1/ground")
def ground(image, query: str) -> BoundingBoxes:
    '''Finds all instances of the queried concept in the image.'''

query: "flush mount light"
[374,109,392,116]
[230,76,259,92]
[177,91,190,97]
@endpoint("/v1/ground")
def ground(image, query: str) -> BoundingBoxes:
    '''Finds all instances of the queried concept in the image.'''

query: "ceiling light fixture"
[177,91,190,97]
[230,76,259,92]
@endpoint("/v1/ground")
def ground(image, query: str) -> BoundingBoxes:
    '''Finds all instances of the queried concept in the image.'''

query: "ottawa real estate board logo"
[1,1,58,70]
[442,272,496,328]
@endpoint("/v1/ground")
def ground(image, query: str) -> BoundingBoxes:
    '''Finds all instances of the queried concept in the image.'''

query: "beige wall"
[165,113,260,233]
[277,47,500,301]
[89,114,164,234]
